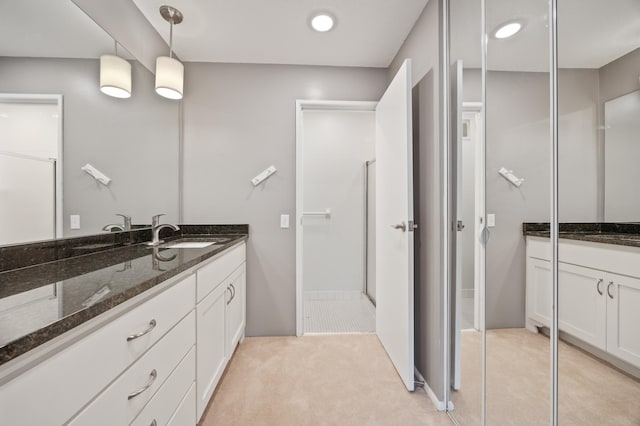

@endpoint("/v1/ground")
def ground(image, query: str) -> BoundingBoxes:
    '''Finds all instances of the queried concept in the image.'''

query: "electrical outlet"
[70,215,81,229]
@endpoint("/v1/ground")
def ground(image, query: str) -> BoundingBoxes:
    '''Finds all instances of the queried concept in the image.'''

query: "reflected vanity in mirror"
[0,0,180,247]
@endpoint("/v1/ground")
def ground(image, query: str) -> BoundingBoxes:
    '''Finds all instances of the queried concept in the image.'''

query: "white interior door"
[375,59,415,391]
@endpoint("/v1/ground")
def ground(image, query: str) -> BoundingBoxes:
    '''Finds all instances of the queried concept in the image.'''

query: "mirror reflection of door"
[0,96,62,246]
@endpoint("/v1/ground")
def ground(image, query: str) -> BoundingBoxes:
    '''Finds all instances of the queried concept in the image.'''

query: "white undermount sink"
[164,241,216,249]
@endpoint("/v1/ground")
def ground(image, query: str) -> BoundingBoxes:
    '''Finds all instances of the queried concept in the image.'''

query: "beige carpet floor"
[199,334,452,426]
[450,328,640,426]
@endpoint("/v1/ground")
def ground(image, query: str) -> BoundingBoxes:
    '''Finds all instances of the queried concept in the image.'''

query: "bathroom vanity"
[524,223,640,374]
[0,225,248,425]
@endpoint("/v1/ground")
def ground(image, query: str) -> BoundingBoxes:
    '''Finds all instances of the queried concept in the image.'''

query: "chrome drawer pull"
[230,283,236,302]
[127,319,157,342]
[226,286,233,305]
[128,369,157,400]
[607,282,615,299]
[596,278,604,295]
[150,420,157,426]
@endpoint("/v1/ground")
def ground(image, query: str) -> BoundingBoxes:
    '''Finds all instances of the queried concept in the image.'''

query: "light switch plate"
[70,214,81,229]
[487,213,496,228]
[280,214,290,229]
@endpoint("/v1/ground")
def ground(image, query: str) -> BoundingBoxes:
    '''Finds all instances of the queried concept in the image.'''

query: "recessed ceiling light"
[311,13,335,32]
[493,21,523,39]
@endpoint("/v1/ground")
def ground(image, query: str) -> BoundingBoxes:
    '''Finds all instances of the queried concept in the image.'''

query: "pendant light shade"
[156,5,184,100]
[155,56,184,99]
[100,54,131,98]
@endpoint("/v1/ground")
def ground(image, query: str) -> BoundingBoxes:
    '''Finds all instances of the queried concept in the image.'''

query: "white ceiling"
[4,0,639,72]
[0,0,133,59]
[451,0,640,72]
[131,0,429,67]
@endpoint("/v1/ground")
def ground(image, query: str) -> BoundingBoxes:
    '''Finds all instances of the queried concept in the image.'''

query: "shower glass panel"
[484,0,551,424]
[557,1,640,423]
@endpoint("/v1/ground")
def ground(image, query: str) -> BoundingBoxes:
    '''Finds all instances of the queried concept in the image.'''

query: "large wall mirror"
[448,0,640,424]
[0,0,180,246]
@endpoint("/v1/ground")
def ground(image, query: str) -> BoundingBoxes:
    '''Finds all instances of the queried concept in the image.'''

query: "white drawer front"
[69,311,196,426]
[0,274,195,426]
[196,243,246,302]
[131,347,196,426]
[168,383,196,426]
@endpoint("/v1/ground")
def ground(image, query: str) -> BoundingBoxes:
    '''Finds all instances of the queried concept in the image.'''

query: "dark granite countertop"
[523,223,640,248]
[0,225,248,366]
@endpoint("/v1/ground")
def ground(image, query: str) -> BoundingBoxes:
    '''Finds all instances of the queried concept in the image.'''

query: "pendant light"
[100,42,131,98]
[155,5,184,100]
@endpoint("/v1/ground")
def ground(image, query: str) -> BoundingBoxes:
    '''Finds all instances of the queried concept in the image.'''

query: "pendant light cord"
[168,8,174,59]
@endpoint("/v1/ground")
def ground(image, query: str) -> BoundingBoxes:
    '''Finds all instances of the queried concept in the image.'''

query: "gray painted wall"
[463,69,599,328]
[389,0,446,401]
[181,62,388,336]
[0,57,180,237]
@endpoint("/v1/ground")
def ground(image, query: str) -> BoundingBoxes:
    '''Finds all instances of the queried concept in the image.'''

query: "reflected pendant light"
[155,5,184,100]
[100,42,131,98]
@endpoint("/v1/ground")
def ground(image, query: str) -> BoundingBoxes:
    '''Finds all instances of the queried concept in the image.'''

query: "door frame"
[462,102,484,330]
[0,93,63,239]
[294,100,378,336]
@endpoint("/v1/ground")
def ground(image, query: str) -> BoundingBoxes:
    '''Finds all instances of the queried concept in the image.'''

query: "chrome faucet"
[102,214,132,232]
[147,214,180,246]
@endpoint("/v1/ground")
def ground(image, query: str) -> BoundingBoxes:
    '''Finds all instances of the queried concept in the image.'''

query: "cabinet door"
[606,273,640,368]
[196,281,228,421]
[226,264,246,357]
[526,257,552,327]
[558,263,606,349]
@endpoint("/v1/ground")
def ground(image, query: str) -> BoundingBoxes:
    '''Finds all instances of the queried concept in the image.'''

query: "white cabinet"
[0,240,247,426]
[226,264,246,357]
[195,243,247,421]
[196,277,228,420]
[69,311,196,426]
[525,257,552,328]
[558,263,606,350]
[606,273,640,367]
[526,236,640,370]
[0,274,195,426]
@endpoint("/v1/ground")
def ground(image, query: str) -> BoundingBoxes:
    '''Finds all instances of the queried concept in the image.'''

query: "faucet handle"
[116,214,132,230]
[151,214,165,226]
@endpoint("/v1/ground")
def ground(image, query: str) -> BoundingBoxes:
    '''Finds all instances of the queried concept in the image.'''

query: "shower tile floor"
[304,295,376,334]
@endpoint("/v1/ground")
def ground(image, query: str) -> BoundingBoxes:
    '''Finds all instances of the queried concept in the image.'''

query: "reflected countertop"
[0,225,248,366]
[523,222,640,248]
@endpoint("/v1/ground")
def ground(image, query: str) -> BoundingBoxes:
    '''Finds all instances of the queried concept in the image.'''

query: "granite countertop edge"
[522,222,640,248]
[0,234,248,366]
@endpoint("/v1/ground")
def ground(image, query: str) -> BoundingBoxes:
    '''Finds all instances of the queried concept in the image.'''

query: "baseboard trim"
[415,368,447,412]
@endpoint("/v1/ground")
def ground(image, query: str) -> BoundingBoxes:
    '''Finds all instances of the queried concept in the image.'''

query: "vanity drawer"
[0,274,195,426]
[196,243,246,302]
[168,383,197,426]
[131,348,196,426]
[68,311,195,426]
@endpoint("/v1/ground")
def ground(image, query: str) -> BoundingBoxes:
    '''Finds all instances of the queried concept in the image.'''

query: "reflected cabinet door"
[558,263,607,350]
[606,273,640,368]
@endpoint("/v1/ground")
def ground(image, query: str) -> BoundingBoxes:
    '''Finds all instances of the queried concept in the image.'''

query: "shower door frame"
[0,93,63,240]
[294,100,378,337]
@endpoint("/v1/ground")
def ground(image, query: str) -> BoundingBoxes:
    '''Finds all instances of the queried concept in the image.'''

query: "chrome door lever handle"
[391,222,407,232]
